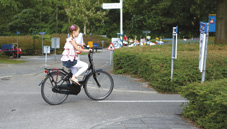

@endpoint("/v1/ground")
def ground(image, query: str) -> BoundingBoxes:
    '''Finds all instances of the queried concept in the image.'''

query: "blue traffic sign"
[208,15,216,32]
[16,31,20,35]
[200,22,208,34]
[39,32,45,35]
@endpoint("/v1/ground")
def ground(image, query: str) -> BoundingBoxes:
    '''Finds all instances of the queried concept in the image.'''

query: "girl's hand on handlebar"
[89,49,93,53]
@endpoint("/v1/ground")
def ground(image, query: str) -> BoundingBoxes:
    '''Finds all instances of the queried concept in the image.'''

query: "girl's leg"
[71,60,88,78]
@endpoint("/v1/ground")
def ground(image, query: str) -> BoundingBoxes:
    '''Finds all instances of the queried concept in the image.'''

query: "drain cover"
[1,77,11,80]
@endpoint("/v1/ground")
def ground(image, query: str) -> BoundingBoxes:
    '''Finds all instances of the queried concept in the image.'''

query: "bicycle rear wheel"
[41,72,69,105]
[84,70,114,100]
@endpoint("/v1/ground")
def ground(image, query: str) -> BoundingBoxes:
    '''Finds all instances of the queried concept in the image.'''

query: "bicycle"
[38,50,114,105]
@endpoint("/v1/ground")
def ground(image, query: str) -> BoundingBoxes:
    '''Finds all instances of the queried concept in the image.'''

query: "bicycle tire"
[41,72,69,105]
[84,70,114,100]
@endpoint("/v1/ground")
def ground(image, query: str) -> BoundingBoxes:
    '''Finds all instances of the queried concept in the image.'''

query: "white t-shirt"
[74,33,84,45]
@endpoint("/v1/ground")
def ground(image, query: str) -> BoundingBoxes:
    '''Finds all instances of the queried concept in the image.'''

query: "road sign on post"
[208,14,216,32]
[199,22,209,83]
[107,43,115,66]
[107,42,116,51]
[102,3,121,9]
[171,26,178,81]
[102,0,123,48]
[142,30,150,37]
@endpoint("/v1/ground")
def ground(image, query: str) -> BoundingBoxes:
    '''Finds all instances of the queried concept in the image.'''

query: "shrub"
[113,44,227,93]
[0,34,111,55]
[180,79,227,129]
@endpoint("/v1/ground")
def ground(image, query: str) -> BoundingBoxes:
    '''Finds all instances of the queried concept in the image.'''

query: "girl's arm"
[70,40,90,52]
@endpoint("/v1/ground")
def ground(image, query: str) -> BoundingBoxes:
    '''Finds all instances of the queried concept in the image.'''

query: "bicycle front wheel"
[84,70,114,100]
[41,72,69,105]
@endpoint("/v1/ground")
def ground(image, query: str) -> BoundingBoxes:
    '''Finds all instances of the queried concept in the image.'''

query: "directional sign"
[200,22,208,34]
[107,42,116,51]
[142,31,150,34]
[39,32,45,35]
[102,3,121,9]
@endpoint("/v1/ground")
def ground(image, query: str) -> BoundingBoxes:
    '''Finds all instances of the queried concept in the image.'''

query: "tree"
[8,9,39,34]
[0,0,21,35]
[215,0,227,44]
[63,0,108,34]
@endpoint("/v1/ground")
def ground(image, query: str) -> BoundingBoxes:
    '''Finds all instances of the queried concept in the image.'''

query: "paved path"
[0,50,198,129]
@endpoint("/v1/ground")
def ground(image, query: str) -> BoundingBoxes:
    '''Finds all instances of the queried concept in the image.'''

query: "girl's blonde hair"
[68,24,80,36]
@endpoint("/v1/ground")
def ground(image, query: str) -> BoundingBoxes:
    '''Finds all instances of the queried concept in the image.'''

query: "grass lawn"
[0,58,27,64]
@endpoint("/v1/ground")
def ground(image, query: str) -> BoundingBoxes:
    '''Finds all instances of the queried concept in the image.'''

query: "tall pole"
[201,23,209,83]
[171,26,178,81]
[42,35,44,55]
[120,0,123,47]
[17,34,19,58]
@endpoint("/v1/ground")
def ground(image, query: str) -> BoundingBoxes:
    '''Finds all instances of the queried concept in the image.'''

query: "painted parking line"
[98,100,189,103]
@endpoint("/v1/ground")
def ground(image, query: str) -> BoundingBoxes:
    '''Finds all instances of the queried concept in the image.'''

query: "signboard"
[208,14,216,32]
[16,31,20,35]
[107,43,116,51]
[200,22,208,34]
[142,31,151,34]
[39,32,45,35]
[111,38,121,49]
[102,3,121,9]
[51,38,60,49]
[172,27,178,59]
[43,46,50,54]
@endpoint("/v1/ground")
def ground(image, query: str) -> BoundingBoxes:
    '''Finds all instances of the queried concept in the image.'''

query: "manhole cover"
[1,77,11,80]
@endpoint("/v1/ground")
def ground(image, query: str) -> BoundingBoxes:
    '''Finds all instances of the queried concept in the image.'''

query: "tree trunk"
[215,0,227,44]
[84,22,86,35]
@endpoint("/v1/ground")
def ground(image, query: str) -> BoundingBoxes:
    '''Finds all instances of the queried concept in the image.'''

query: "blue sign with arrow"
[200,22,208,34]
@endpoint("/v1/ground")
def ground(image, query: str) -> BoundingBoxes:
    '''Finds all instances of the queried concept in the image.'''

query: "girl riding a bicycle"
[61,24,91,84]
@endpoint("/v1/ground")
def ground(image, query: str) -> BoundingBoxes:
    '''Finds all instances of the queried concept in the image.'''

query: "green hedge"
[180,79,227,129]
[113,44,226,93]
[0,34,111,55]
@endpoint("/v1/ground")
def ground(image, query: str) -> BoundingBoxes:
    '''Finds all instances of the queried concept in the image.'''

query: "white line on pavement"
[114,89,157,94]
[98,100,189,103]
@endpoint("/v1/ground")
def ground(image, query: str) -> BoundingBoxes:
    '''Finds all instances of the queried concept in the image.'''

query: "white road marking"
[98,100,189,103]
[113,89,157,94]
